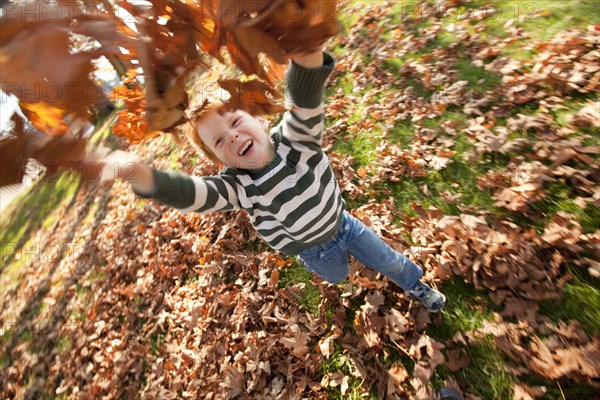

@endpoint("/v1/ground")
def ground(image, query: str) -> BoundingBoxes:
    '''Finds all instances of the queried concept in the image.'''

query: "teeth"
[238,140,253,156]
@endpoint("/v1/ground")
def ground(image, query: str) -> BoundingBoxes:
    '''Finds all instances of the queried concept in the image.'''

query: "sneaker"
[408,281,446,312]
[436,387,464,400]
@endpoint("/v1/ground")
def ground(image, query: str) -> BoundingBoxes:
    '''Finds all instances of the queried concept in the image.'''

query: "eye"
[232,117,241,128]
[215,138,222,147]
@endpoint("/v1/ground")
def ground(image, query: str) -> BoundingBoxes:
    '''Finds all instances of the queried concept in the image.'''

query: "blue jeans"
[297,211,423,290]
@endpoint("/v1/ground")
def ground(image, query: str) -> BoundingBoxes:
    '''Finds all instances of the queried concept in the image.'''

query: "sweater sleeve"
[285,52,335,108]
[134,169,240,213]
[282,52,334,146]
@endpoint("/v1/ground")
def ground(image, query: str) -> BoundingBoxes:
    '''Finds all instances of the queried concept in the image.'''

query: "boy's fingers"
[84,146,113,164]
[81,147,119,182]
[98,164,116,186]
[76,146,109,181]
[80,148,142,186]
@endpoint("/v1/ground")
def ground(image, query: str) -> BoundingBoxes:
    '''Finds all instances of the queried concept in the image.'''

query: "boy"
[93,48,446,312]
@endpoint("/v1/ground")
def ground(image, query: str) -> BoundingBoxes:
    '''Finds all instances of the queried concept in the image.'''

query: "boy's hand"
[291,48,324,69]
[82,147,156,194]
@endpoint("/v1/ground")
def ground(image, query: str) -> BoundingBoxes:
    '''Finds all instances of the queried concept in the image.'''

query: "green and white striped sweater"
[138,53,345,255]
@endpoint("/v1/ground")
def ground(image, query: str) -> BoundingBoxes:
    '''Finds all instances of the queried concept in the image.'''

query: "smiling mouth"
[238,139,253,156]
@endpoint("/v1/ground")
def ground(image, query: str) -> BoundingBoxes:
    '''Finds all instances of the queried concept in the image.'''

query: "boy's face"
[199,109,275,170]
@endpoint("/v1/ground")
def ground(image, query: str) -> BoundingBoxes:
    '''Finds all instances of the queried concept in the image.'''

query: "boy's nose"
[229,132,239,143]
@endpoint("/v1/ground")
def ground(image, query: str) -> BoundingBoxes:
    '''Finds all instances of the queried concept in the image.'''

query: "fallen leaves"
[572,101,600,129]
[473,126,529,156]
[403,203,579,307]
[492,182,545,212]
[493,320,600,384]
[2,1,599,399]
[534,25,600,94]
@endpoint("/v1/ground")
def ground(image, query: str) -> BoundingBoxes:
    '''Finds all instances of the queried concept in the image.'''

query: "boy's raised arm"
[285,47,334,111]
[83,147,240,213]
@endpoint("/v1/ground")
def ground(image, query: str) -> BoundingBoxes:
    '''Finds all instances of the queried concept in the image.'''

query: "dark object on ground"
[436,387,464,400]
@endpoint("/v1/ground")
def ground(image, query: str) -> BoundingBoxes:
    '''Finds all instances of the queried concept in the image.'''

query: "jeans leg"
[297,239,350,283]
[340,212,423,290]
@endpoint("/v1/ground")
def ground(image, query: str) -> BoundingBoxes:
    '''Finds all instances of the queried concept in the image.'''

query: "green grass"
[56,335,71,353]
[481,0,600,62]
[580,204,600,234]
[388,118,421,148]
[378,154,497,219]
[321,343,379,400]
[1,116,114,270]
[1,172,80,250]
[539,267,600,335]
[454,57,502,92]
[428,281,514,398]
[430,283,512,397]
[328,1,600,397]
[552,99,600,129]
[88,114,116,147]
[381,57,405,75]
[433,338,515,399]
[333,133,379,168]
[0,117,115,395]
[429,279,498,341]
[488,0,600,40]
[0,172,82,290]
[150,332,166,356]
[462,339,515,400]
[279,261,322,315]
[526,180,600,233]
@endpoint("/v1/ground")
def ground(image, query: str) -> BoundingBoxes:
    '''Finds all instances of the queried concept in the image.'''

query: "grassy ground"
[316,1,600,398]
[1,1,599,399]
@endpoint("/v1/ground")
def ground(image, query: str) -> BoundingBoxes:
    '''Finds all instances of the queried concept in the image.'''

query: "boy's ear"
[257,116,269,131]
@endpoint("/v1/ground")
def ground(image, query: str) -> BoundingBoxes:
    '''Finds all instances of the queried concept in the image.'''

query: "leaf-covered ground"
[1,1,599,399]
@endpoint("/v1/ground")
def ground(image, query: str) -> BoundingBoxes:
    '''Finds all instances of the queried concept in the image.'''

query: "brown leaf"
[572,101,600,128]
[354,310,384,349]
[475,126,529,155]
[317,326,342,359]
[360,291,385,315]
[493,182,544,212]
[541,212,585,253]
[446,348,470,372]
[387,363,409,394]
[513,383,544,400]
[218,78,286,116]
[281,324,310,358]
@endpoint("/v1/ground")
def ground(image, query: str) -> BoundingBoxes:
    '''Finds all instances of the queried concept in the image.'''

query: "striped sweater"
[138,53,345,255]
